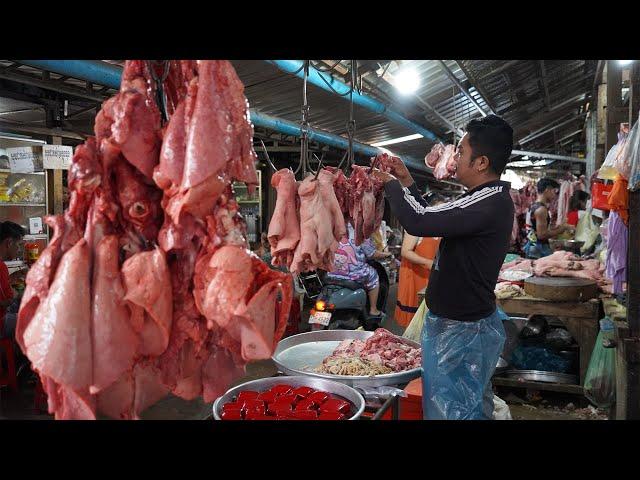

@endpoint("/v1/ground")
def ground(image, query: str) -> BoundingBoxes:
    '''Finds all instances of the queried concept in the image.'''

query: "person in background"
[1,221,26,339]
[326,222,393,320]
[567,190,591,227]
[394,193,446,328]
[523,178,574,259]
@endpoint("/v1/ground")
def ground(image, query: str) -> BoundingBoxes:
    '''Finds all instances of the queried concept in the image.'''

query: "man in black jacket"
[374,114,514,419]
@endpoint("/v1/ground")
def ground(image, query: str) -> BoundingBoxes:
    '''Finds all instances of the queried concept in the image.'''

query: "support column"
[46,136,64,215]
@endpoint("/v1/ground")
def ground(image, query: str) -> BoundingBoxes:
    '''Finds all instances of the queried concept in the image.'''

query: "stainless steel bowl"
[212,375,365,420]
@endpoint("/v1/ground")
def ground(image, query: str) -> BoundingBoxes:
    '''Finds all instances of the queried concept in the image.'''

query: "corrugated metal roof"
[0,59,597,162]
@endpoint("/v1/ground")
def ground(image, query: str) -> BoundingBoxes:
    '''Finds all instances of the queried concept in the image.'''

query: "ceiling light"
[371,134,423,147]
[392,68,421,95]
[619,60,634,66]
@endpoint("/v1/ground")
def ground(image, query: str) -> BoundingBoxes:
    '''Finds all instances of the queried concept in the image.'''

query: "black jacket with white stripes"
[384,179,514,322]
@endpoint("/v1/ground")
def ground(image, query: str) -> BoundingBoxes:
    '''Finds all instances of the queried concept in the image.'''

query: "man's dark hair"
[536,177,560,194]
[0,221,25,242]
[569,190,591,211]
[465,114,514,175]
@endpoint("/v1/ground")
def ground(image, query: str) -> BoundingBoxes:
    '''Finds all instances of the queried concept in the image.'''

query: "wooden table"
[497,295,600,387]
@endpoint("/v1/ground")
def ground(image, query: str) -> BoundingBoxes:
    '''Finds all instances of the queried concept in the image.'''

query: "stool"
[0,337,18,392]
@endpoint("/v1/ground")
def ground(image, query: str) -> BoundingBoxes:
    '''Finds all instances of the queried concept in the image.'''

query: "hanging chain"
[452,86,457,145]
[342,60,357,174]
[298,60,311,177]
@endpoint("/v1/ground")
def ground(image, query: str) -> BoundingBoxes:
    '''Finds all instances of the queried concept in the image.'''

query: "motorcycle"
[304,259,390,331]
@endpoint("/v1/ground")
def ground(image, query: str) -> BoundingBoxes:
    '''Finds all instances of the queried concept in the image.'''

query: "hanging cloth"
[394,237,440,327]
[607,175,629,225]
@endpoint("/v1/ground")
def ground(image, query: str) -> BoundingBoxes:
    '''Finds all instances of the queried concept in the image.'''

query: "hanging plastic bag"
[599,127,628,180]
[492,395,512,420]
[575,208,600,253]
[627,119,640,190]
[402,299,427,343]
[584,318,616,409]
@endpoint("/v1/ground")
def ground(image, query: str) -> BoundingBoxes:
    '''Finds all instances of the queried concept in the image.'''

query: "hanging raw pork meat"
[268,168,300,269]
[17,60,293,420]
[269,152,393,274]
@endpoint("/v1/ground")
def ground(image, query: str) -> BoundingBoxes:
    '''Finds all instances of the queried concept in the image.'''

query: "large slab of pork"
[268,168,300,269]
[290,170,346,274]
[17,59,293,420]
[425,143,458,180]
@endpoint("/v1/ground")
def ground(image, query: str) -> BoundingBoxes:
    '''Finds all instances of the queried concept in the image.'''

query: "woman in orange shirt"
[394,193,445,327]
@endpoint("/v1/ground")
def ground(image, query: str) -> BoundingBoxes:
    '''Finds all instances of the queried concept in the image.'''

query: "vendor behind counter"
[0,221,26,339]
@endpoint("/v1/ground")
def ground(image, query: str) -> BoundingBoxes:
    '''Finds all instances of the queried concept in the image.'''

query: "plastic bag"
[402,299,427,343]
[422,308,506,419]
[628,119,640,190]
[575,208,600,253]
[492,395,512,420]
[584,318,616,408]
[599,128,628,180]
[545,328,574,349]
[511,345,572,373]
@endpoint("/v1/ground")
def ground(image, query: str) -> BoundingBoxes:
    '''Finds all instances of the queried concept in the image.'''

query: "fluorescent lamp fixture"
[619,60,633,66]
[392,68,420,95]
[501,169,525,189]
[371,133,423,147]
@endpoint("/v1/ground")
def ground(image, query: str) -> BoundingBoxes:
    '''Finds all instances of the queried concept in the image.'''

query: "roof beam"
[519,112,588,144]
[475,60,520,82]
[539,60,551,111]
[437,60,493,116]
[455,61,498,114]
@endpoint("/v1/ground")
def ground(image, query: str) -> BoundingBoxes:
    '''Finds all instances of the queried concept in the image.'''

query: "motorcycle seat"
[323,277,365,291]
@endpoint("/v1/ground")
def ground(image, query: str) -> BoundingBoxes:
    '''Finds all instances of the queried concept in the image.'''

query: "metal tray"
[503,369,578,385]
[212,375,365,420]
[272,330,422,388]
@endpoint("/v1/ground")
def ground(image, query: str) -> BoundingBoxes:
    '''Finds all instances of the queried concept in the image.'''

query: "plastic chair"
[0,319,18,392]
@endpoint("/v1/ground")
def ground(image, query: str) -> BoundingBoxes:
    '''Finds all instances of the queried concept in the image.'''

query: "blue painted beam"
[267,60,442,143]
[16,60,432,173]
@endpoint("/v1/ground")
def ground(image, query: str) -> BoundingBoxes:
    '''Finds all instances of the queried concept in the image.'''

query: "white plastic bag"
[599,130,627,180]
[492,395,512,420]
[402,299,427,343]
[575,208,600,253]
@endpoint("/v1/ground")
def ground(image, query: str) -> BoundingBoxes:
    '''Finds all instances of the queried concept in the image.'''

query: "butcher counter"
[417,286,601,394]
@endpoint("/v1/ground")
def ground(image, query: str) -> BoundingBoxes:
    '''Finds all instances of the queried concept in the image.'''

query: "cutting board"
[524,276,598,302]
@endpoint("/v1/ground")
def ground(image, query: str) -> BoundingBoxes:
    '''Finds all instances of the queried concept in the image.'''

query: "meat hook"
[258,139,278,173]
[312,153,325,181]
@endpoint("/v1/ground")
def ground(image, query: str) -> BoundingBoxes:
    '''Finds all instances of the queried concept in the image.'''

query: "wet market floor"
[0,283,608,420]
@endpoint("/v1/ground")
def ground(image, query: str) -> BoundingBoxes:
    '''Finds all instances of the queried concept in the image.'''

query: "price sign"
[43,145,73,170]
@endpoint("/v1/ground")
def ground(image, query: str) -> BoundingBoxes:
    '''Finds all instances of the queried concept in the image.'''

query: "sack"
[402,299,427,343]
[575,208,600,253]
[584,318,616,408]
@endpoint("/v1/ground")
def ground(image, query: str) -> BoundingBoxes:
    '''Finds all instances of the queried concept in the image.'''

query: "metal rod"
[258,139,278,172]
[510,149,586,163]
[519,113,588,145]
[437,60,493,116]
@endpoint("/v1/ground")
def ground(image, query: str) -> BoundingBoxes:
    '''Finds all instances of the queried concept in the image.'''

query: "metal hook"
[312,153,325,180]
[258,139,278,173]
